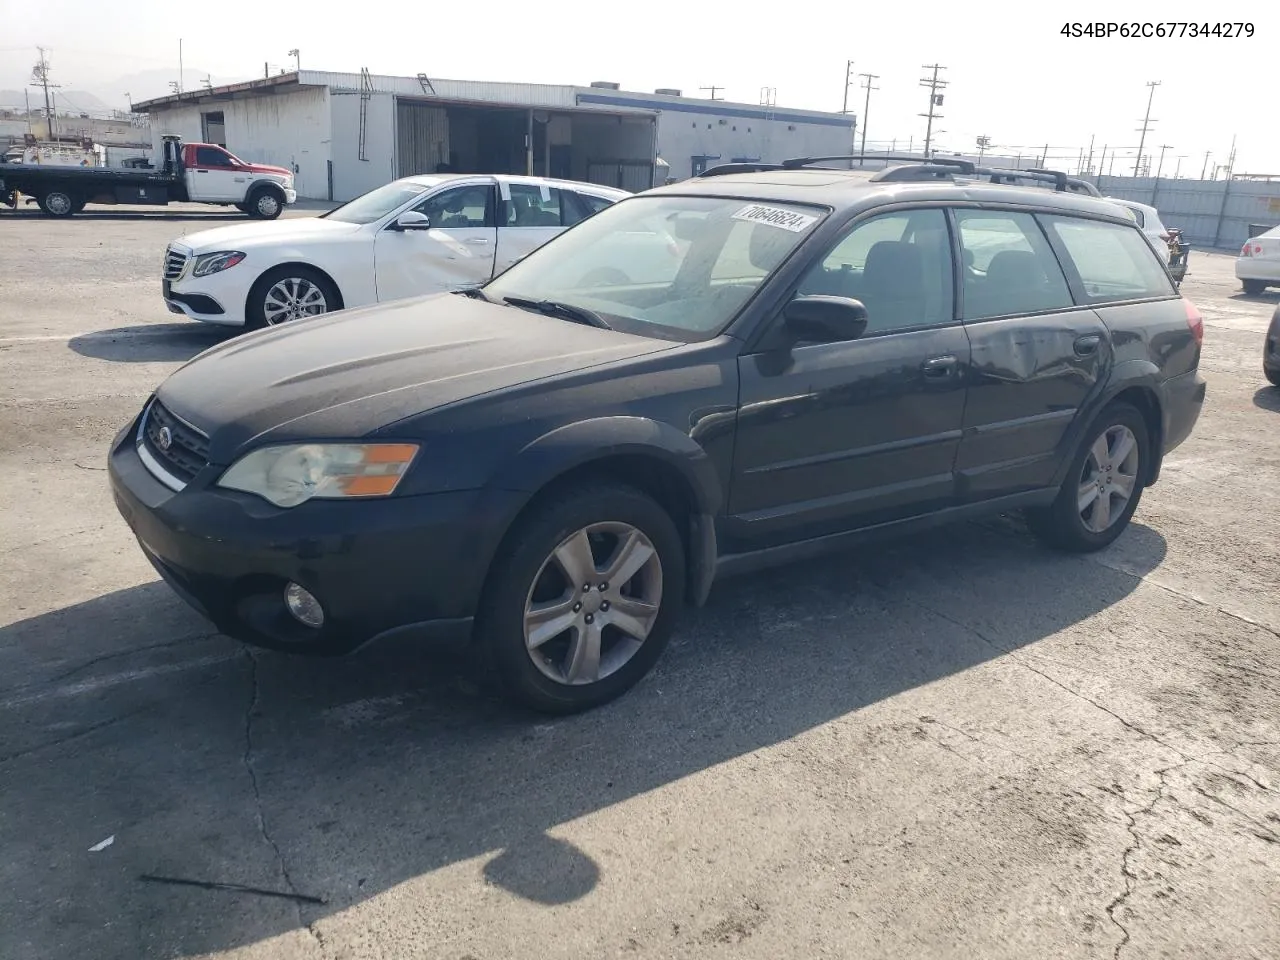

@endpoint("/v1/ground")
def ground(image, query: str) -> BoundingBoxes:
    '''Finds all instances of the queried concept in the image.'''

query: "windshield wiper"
[501,296,611,330]
[453,286,491,302]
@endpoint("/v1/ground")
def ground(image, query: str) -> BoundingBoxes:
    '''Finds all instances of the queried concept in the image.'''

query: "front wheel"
[1266,366,1280,388]
[245,188,284,220]
[1026,402,1149,553]
[245,266,341,329]
[475,483,686,714]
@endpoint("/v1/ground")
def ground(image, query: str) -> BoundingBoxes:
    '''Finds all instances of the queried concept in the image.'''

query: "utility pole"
[1174,155,1185,178]
[918,64,947,158]
[976,135,991,163]
[32,47,60,138]
[1155,144,1172,179]
[857,72,878,163]
[1134,80,1160,176]
[841,60,855,115]
[699,85,723,100]
[1200,151,1211,179]
[1085,134,1095,174]
[1098,144,1107,180]
[1223,134,1237,179]
[289,48,301,72]
[1039,143,1049,166]
[178,38,184,94]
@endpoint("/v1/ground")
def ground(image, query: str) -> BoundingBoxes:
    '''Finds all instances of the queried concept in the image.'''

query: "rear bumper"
[1236,258,1280,282]
[1160,369,1207,457]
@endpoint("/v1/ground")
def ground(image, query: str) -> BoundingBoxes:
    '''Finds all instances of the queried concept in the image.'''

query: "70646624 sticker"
[731,204,818,232]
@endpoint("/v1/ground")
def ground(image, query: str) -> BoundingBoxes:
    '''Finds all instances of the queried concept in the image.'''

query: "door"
[186,145,244,201]
[373,182,498,302]
[949,207,1110,501]
[728,207,970,549]
[493,181,570,275]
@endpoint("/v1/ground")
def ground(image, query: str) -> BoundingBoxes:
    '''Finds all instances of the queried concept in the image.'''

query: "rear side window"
[507,184,564,227]
[1043,215,1176,303]
[953,210,1074,320]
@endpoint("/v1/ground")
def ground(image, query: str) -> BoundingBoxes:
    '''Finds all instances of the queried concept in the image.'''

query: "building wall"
[1091,175,1280,249]
[328,91,397,202]
[654,111,854,180]
[570,114,655,184]
[147,87,332,199]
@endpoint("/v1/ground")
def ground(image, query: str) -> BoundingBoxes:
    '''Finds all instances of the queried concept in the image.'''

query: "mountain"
[0,89,118,114]
[0,68,253,116]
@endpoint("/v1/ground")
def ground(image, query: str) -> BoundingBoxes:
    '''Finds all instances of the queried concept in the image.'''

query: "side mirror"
[783,295,869,343]
[392,211,431,231]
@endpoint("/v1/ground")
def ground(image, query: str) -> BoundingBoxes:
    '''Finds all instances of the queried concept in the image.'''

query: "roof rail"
[697,161,785,178]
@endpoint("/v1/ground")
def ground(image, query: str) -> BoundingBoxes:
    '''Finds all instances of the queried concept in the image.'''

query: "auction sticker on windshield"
[732,204,818,232]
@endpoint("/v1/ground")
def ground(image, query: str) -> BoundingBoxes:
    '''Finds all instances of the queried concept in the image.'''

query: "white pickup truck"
[160,174,631,328]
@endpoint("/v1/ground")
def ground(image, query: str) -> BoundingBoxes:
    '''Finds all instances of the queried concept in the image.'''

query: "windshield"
[322,180,436,225]
[483,195,827,340]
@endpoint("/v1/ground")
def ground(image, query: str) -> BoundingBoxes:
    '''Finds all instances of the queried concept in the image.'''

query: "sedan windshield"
[482,195,827,340]
[322,180,436,225]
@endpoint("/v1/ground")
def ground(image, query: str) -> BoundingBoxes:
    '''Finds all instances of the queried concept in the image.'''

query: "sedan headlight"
[191,251,247,277]
[217,443,419,508]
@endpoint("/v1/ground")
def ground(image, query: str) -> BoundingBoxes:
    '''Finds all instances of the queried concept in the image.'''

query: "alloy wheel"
[1078,425,1140,532]
[263,278,328,325]
[523,521,663,686]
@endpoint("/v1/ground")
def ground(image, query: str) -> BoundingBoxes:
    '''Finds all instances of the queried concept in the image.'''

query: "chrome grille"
[163,246,188,281]
[138,399,210,486]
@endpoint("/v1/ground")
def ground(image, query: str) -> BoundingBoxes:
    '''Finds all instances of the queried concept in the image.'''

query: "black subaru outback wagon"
[109,157,1206,714]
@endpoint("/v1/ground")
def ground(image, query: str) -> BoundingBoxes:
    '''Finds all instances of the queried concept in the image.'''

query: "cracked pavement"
[2,210,1278,959]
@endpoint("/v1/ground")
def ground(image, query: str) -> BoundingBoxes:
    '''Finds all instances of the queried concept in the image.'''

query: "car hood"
[174,216,362,253]
[156,294,677,463]
[244,162,292,177]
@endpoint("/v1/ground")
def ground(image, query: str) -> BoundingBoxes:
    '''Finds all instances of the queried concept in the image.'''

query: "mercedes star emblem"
[157,425,173,451]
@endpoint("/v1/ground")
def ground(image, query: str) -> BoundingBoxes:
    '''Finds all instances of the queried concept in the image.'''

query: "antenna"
[699,85,723,100]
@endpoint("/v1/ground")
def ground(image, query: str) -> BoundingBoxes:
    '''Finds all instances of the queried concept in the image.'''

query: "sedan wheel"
[263,277,328,325]
[1077,425,1140,533]
[524,522,663,686]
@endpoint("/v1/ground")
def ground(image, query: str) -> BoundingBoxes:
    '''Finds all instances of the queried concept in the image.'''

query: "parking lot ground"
[2,212,1278,960]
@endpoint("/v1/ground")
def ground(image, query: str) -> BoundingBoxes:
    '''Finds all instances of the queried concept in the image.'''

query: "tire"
[1266,366,1280,388]
[1026,402,1150,553]
[1243,279,1266,296]
[245,187,285,220]
[39,189,77,217]
[245,265,341,329]
[474,482,686,715]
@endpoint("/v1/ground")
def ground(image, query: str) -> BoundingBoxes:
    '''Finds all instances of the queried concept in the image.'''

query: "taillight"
[1183,297,1204,347]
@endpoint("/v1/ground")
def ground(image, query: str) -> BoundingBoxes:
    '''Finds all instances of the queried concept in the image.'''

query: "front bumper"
[163,272,250,327]
[108,417,519,655]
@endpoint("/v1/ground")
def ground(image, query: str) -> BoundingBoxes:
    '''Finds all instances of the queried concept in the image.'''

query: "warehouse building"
[134,71,856,202]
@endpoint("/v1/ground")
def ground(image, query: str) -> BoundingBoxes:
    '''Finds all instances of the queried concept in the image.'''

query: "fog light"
[284,582,324,628]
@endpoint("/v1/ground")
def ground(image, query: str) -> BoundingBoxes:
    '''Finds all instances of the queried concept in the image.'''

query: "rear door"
[728,206,971,549]
[186,145,244,201]
[494,180,572,275]
[950,207,1110,502]
[373,180,497,301]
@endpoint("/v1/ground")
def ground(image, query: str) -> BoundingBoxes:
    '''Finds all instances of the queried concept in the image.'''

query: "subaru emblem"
[157,425,173,451]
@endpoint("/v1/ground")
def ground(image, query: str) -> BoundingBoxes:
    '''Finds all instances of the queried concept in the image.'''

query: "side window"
[1129,207,1146,228]
[416,185,493,228]
[577,193,615,216]
[1043,215,1177,303]
[194,146,230,168]
[506,184,563,227]
[565,191,614,226]
[953,210,1074,320]
[794,208,953,334]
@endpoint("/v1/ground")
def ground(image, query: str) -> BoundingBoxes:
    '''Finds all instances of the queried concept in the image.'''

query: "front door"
[948,208,1110,501]
[373,182,498,302]
[493,180,570,276]
[728,207,971,550]
[188,145,244,201]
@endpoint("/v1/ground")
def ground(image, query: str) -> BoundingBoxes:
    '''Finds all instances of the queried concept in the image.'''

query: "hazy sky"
[3,0,1275,174]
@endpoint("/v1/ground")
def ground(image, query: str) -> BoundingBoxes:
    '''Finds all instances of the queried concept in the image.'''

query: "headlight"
[191,251,247,277]
[217,443,419,508]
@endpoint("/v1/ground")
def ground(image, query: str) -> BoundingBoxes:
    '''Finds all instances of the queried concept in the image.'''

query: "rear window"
[1041,215,1176,303]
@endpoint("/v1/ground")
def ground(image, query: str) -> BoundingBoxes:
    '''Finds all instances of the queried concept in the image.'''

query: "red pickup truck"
[0,136,297,218]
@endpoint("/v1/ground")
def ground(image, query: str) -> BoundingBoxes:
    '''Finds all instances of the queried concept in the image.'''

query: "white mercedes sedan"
[159,174,629,328]
[1238,225,1280,296]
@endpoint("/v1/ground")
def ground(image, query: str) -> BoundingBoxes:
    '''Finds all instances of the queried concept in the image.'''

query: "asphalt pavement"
[1,205,1278,960]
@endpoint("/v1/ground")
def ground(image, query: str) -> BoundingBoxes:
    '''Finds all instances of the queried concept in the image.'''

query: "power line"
[918,64,947,158]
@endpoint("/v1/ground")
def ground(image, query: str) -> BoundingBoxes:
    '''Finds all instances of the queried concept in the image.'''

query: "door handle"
[1074,334,1102,357]
[921,355,958,378]
[463,237,490,245]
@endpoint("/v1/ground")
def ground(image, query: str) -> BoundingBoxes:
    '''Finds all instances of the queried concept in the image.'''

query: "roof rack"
[695,154,1101,197]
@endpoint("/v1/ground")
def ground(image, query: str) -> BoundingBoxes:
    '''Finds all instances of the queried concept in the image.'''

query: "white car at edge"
[1237,224,1280,295]
[160,174,629,328]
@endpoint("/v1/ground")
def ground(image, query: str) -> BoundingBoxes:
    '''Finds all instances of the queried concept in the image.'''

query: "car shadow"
[1228,290,1280,305]
[67,324,234,363]
[0,517,1168,959]
[1,208,246,223]
[1253,385,1280,412]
